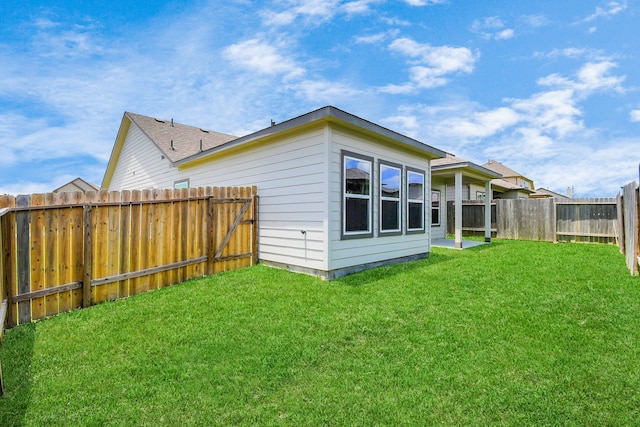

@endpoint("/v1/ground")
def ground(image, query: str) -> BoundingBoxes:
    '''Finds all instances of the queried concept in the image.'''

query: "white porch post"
[455,171,463,249]
[484,180,492,243]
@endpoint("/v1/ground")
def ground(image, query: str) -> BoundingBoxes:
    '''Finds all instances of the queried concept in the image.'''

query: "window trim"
[406,167,426,234]
[431,189,441,227]
[341,150,374,239]
[174,178,190,190]
[379,160,403,236]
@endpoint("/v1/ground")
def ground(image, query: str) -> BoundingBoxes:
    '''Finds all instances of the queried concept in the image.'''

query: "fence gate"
[210,186,258,271]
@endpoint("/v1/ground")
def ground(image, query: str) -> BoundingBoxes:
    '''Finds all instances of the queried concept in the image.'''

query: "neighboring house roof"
[431,153,502,182]
[482,159,525,179]
[53,177,100,193]
[530,187,570,199]
[482,159,535,194]
[491,178,529,191]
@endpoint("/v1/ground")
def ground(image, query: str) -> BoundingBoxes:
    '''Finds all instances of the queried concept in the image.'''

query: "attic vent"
[170,140,175,150]
[154,118,166,123]
[200,129,209,133]
[200,139,203,152]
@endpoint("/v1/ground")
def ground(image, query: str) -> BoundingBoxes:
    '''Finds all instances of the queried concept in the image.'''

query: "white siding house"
[102,106,446,279]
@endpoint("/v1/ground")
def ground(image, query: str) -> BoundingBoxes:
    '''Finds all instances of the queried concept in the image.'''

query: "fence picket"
[44,193,60,317]
[119,190,132,299]
[30,194,46,321]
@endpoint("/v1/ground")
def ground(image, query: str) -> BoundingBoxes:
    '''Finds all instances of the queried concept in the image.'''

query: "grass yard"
[1,239,639,425]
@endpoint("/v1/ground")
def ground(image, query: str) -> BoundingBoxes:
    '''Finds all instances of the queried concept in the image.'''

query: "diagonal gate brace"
[214,199,252,259]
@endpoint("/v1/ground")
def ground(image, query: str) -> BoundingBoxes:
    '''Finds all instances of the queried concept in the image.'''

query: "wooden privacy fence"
[0,186,258,328]
[447,198,618,244]
[618,181,640,275]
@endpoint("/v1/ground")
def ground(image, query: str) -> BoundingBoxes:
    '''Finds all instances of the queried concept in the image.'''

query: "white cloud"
[434,107,520,139]
[510,89,583,138]
[471,16,514,40]
[404,0,447,5]
[293,79,363,103]
[261,0,339,26]
[383,114,420,136]
[495,29,514,40]
[382,37,477,92]
[537,61,625,95]
[520,15,549,28]
[355,29,399,44]
[630,110,640,122]
[260,0,379,26]
[342,0,380,15]
[580,1,627,23]
[526,138,639,196]
[223,39,305,80]
[29,16,105,59]
[538,47,606,60]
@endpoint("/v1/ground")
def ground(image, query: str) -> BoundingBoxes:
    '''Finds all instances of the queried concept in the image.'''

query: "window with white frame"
[342,151,373,238]
[379,161,402,234]
[431,190,440,226]
[407,168,425,232]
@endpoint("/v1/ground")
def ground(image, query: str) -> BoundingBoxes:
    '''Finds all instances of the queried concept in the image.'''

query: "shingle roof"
[52,177,100,193]
[126,112,238,163]
[431,153,469,167]
[482,159,524,178]
[431,153,502,181]
[491,178,523,190]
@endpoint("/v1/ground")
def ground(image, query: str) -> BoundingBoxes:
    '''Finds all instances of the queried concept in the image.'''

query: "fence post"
[0,211,5,318]
[207,195,216,275]
[552,199,558,243]
[617,194,625,253]
[83,205,93,307]
[16,195,31,324]
[636,186,640,275]
[252,191,259,266]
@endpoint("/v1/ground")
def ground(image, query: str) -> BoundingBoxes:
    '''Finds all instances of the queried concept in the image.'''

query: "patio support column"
[455,171,463,249]
[484,180,492,243]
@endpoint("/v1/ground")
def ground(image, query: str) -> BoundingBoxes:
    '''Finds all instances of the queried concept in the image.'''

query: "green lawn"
[1,240,639,426]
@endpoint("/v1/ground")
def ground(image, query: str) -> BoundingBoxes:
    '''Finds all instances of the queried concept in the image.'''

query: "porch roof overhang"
[431,161,502,183]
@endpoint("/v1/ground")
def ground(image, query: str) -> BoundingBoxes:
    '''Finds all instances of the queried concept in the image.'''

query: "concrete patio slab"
[431,238,488,250]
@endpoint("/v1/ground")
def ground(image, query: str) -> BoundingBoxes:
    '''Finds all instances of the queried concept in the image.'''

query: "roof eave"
[176,106,445,167]
[101,113,132,189]
[432,162,502,181]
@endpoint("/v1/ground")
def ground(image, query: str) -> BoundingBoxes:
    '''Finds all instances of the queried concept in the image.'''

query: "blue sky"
[1,0,638,196]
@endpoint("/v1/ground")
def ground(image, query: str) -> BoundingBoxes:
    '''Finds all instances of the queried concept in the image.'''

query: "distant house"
[482,160,535,199]
[530,187,571,199]
[53,177,100,194]
[102,106,446,279]
[431,153,502,247]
